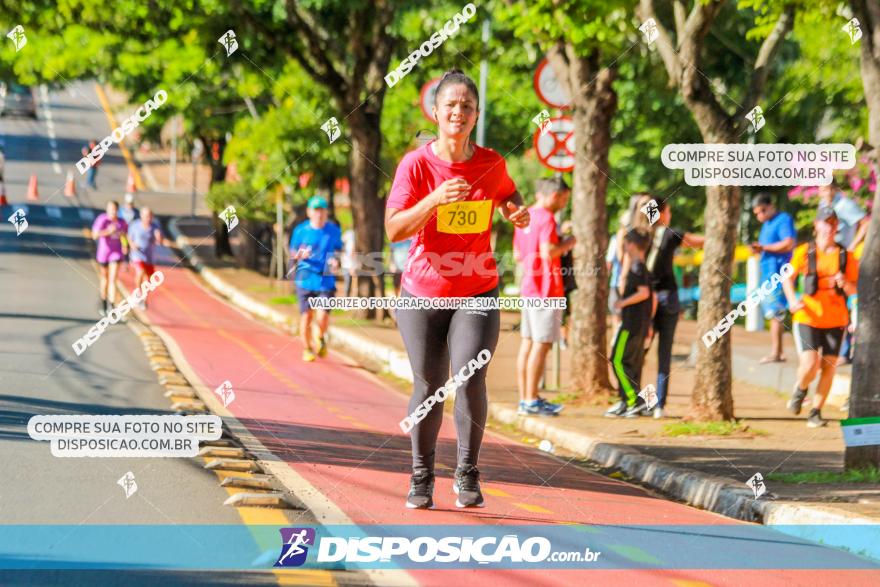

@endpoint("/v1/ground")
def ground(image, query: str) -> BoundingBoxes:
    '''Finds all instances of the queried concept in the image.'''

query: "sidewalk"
[168,216,880,532]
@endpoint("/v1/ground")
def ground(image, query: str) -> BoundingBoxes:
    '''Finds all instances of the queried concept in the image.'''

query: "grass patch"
[661,420,767,437]
[767,467,880,484]
[268,295,297,305]
[548,392,580,404]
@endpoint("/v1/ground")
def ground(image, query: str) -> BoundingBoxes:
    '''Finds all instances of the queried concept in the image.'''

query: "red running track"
[119,256,879,587]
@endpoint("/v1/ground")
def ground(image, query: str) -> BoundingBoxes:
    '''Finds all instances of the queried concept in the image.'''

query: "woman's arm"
[385,178,469,242]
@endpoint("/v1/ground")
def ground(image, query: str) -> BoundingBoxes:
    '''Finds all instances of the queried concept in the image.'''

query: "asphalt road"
[0,82,303,586]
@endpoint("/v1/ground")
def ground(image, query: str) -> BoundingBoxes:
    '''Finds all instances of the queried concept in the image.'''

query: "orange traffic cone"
[0,182,7,206]
[26,174,39,201]
[126,171,137,194]
[64,171,76,198]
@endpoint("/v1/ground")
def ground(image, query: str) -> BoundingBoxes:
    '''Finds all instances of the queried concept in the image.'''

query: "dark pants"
[86,166,98,188]
[610,325,647,407]
[396,287,500,473]
[653,290,680,408]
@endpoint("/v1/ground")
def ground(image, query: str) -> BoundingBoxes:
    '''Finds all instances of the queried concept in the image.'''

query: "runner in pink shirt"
[91,200,128,316]
[385,69,530,510]
[513,177,574,417]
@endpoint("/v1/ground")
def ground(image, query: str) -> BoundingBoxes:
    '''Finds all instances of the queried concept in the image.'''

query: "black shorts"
[793,323,845,356]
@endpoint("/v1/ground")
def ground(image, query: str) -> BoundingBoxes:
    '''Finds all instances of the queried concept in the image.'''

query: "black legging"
[653,290,680,408]
[396,286,500,473]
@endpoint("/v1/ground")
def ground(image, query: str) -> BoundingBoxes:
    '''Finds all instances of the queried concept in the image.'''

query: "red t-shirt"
[513,205,563,298]
[386,141,517,297]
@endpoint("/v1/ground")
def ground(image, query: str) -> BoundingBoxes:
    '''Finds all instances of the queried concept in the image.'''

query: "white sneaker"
[653,407,664,419]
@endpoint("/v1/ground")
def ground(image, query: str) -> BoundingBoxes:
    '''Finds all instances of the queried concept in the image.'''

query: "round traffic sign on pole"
[534,116,575,172]
[533,57,571,110]
[420,78,442,123]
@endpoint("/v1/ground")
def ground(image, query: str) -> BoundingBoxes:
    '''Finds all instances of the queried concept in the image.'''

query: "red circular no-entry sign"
[534,116,575,172]
[533,57,571,110]
[420,78,442,123]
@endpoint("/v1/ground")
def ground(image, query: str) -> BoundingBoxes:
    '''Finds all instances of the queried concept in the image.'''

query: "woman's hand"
[504,201,530,228]
[430,178,471,208]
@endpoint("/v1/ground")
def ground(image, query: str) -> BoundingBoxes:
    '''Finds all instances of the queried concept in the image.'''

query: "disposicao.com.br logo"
[273,526,601,569]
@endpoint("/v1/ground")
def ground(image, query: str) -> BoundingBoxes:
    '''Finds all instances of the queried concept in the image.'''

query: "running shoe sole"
[452,481,485,508]
[405,499,434,509]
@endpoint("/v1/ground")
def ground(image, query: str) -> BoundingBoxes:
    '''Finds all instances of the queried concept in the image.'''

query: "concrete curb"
[166,216,880,561]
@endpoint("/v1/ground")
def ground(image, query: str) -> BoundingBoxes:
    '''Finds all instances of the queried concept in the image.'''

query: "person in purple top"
[91,200,128,316]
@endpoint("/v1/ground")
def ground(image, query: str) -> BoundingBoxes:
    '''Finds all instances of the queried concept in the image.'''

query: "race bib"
[437,200,492,234]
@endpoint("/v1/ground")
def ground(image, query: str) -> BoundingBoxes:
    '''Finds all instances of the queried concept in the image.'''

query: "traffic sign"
[420,78,442,123]
[533,57,571,110]
[534,116,575,172]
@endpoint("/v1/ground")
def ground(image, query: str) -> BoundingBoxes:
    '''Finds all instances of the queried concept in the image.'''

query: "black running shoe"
[788,386,807,415]
[98,299,107,316]
[405,470,435,509]
[806,409,827,428]
[453,464,485,508]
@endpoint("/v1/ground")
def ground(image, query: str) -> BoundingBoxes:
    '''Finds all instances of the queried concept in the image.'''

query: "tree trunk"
[236,218,261,271]
[324,174,337,220]
[691,183,739,420]
[846,0,880,469]
[348,111,386,319]
[554,46,617,397]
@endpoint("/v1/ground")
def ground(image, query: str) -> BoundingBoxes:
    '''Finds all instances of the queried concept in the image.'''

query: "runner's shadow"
[235,417,649,498]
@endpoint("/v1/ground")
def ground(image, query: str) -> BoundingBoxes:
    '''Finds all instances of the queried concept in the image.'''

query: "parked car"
[0,82,37,118]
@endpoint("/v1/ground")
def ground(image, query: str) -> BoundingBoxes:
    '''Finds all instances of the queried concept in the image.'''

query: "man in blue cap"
[290,196,343,361]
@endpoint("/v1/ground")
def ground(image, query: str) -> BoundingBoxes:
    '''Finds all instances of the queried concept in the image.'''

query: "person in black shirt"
[645,200,704,418]
[605,229,655,418]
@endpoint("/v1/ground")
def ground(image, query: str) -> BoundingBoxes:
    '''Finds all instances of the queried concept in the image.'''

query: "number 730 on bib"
[437,200,492,234]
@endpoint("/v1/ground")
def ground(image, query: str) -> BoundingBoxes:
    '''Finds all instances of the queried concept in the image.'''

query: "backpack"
[804,242,847,297]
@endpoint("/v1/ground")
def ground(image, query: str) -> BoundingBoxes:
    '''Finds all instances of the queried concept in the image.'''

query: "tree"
[499,0,632,397]
[230,0,398,306]
[846,0,880,469]
[637,0,794,419]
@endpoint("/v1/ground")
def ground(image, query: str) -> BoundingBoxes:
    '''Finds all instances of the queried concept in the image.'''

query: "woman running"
[782,207,858,427]
[92,200,128,316]
[385,69,530,509]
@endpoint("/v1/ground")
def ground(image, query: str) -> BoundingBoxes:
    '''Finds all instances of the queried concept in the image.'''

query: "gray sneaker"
[788,386,807,415]
[806,410,827,428]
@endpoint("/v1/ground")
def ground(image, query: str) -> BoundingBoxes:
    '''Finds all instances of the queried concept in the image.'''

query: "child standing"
[606,228,655,418]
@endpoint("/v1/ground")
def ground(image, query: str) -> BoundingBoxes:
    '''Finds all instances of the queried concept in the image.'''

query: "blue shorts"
[760,285,787,321]
[296,286,334,314]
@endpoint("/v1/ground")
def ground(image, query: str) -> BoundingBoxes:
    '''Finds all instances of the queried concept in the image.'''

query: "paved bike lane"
[120,254,879,586]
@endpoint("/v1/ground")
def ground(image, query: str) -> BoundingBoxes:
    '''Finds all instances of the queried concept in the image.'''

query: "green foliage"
[204,179,274,222]
[767,466,880,484]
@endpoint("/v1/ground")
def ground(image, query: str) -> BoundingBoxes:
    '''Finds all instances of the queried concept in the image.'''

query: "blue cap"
[307,196,329,209]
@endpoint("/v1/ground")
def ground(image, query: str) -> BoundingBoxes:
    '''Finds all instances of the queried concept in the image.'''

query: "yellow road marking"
[511,502,552,514]
[482,487,512,498]
[106,275,335,585]
[93,83,145,191]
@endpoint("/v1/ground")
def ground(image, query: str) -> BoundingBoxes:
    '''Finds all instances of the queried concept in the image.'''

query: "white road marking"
[46,206,62,219]
[50,151,59,160]
[52,163,62,174]
[77,208,95,220]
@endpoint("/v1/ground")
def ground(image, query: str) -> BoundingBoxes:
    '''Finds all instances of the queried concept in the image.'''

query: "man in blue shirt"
[750,194,796,363]
[290,196,342,362]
